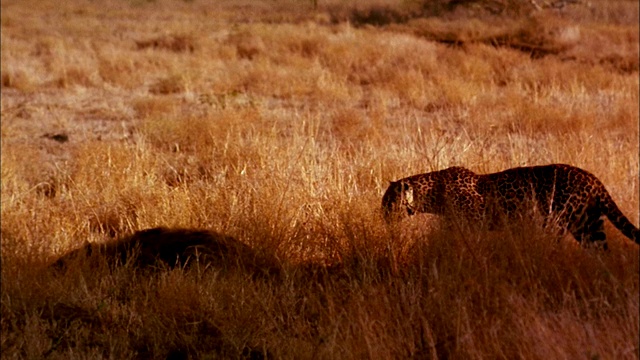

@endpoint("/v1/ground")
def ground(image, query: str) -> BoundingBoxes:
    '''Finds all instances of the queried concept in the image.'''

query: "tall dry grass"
[1,0,638,358]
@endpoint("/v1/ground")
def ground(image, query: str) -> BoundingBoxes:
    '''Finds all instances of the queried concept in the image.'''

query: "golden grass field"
[1,0,639,358]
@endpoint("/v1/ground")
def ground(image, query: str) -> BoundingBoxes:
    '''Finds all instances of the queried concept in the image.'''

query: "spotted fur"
[382,164,639,249]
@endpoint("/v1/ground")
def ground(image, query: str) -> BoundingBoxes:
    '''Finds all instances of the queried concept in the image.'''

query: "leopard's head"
[382,180,416,222]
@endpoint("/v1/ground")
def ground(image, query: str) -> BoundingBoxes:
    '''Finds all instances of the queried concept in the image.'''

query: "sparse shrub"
[149,74,186,95]
[135,34,196,53]
[138,114,216,153]
[599,53,640,74]
[52,66,94,88]
[132,96,179,119]
[1,68,34,91]
[98,57,140,89]
[227,30,267,60]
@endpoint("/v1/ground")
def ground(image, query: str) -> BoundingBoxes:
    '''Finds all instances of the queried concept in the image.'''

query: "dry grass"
[1,0,638,358]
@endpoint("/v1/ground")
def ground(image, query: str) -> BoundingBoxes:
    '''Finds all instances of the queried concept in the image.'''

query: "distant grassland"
[1,0,638,358]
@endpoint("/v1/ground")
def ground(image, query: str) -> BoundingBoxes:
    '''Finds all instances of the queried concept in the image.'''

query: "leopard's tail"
[601,191,640,244]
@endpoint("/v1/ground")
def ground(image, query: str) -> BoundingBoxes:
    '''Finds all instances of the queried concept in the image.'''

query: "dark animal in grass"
[52,227,280,276]
[383,164,639,250]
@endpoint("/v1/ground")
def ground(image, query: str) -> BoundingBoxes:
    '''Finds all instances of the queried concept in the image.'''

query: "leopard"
[382,164,639,250]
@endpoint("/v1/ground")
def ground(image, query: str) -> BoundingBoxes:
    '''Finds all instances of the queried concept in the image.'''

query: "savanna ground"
[1,0,639,358]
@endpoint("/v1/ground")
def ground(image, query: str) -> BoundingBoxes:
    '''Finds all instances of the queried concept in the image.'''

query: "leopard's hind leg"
[570,211,608,251]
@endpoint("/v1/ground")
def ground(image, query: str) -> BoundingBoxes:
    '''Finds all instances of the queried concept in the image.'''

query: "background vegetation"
[2,0,638,358]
